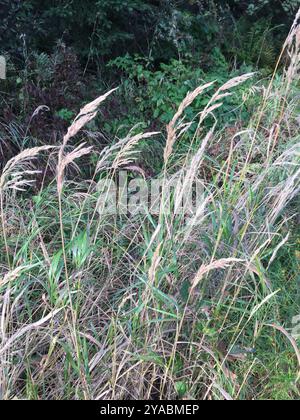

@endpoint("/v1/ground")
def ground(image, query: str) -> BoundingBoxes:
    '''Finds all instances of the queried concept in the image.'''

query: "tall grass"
[0,11,299,400]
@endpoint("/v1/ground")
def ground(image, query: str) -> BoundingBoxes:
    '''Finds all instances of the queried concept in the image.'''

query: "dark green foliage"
[1,0,295,166]
[1,1,166,62]
[0,0,299,402]
[1,0,294,68]
[0,1,296,160]
[217,0,298,20]
[105,52,254,137]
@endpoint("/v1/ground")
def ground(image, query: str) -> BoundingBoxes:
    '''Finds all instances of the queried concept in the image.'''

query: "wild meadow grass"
[0,11,299,400]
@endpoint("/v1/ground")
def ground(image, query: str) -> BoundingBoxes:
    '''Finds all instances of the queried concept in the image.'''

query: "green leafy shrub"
[108,53,255,131]
[1,0,292,70]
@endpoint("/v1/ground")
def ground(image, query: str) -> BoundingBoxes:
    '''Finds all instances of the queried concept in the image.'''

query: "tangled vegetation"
[0,1,299,401]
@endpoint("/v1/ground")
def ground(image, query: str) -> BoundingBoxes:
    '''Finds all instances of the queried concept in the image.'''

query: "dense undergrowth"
[0,3,299,401]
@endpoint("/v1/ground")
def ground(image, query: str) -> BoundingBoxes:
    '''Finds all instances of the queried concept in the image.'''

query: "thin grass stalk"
[241,8,300,178]
[0,194,10,269]
[56,90,117,398]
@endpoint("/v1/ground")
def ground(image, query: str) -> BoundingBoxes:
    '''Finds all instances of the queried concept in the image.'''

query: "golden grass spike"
[0,146,54,192]
[57,144,93,194]
[164,81,214,164]
[191,258,244,291]
[219,73,255,92]
[63,88,118,146]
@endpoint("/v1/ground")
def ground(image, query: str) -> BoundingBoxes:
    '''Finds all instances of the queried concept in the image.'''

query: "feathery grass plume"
[0,146,54,267]
[95,128,160,172]
[236,141,300,211]
[164,74,254,165]
[191,258,244,292]
[164,81,214,164]
[238,141,300,222]
[57,88,118,191]
[268,166,300,224]
[57,143,93,194]
[24,105,50,139]
[55,90,117,384]
[112,131,160,169]
[31,105,50,119]
[70,127,158,241]
[200,73,255,124]
[285,28,300,86]
[218,73,256,93]
[95,137,127,172]
[62,88,118,147]
[266,8,300,154]
[284,7,300,57]
[248,8,300,164]
[0,146,54,193]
